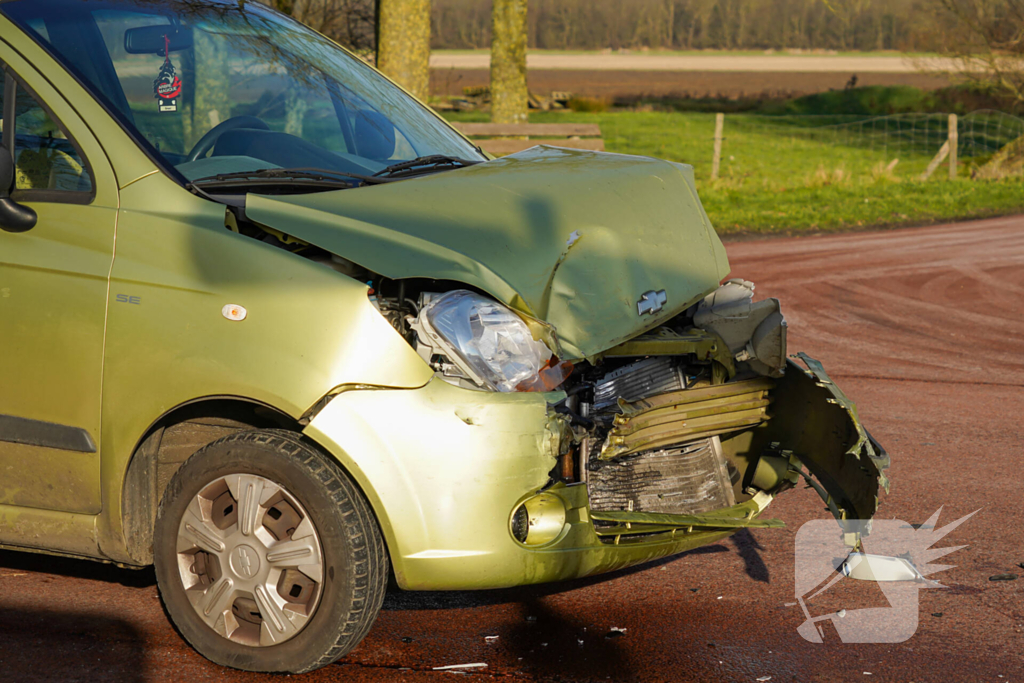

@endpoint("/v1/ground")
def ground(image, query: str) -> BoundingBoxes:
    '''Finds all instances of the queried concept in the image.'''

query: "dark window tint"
[0,70,5,147]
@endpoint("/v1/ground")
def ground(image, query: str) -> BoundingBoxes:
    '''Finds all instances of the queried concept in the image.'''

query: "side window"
[11,78,93,195]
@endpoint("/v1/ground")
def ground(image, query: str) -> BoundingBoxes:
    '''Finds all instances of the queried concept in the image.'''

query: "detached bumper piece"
[768,353,890,524]
[589,495,785,540]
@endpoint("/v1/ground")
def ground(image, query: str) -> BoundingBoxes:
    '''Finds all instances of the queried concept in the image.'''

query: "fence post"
[948,113,958,180]
[711,112,724,180]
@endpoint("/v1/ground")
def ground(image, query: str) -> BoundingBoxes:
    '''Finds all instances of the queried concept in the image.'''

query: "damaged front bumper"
[303,355,888,591]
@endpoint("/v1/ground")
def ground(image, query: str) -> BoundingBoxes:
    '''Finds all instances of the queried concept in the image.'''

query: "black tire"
[153,429,388,673]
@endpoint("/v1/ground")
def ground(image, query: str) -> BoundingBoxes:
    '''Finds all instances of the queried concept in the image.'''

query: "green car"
[0,0,888,673]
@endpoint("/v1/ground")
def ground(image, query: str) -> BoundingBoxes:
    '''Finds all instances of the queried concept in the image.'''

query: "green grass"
[445,110,1024,234]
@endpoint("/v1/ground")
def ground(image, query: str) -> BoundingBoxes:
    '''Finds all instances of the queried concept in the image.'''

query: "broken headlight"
[416,290,569,392]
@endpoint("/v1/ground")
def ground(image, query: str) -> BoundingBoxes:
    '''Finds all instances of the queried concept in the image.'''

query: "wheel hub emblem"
[230,544,261,579]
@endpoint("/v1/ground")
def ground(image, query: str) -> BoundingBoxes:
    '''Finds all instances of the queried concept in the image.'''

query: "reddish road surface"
[2,217,1023,682]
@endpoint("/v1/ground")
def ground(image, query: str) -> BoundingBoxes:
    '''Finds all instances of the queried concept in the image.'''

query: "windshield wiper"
[187,167,388,191]
[372,155,482,179]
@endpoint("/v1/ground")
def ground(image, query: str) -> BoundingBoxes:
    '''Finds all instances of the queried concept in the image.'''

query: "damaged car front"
[244,147,891,591]
[0,0,888,671]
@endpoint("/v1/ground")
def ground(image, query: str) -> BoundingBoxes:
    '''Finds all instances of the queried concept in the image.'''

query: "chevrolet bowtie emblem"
[637,289,667,316]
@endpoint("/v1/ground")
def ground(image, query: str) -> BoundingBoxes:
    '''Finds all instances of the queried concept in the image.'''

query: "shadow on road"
[0,549,155,587]
[0,551,154,681]
[0,606,147,682]
[730,528,770,583]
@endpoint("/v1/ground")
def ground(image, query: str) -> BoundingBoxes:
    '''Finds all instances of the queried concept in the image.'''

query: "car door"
[0,52,118,516]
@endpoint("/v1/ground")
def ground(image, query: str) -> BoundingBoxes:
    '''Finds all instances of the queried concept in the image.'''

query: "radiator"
[587,436,736,516]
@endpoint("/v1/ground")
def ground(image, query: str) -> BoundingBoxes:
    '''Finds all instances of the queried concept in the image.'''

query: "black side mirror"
[0,144,36,233]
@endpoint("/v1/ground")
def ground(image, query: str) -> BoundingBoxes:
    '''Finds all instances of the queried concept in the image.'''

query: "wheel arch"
[120,396,300,565]
[118,395,397,572]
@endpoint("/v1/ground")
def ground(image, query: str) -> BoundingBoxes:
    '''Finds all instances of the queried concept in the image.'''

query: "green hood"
[245,146,730,359]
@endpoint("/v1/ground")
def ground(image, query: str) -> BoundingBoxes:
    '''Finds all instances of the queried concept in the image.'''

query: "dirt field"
[430,54,954,72]
[1,215,1021,682]
[430,69,952,99]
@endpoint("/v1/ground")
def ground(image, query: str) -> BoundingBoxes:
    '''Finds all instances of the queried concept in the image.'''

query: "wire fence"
[734,110,1024,162]
[709,109,1024,182]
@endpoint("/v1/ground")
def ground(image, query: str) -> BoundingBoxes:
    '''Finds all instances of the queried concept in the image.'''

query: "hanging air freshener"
[153,34,182,113]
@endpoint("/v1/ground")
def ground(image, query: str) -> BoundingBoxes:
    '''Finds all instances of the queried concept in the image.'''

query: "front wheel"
[153,429,387,673]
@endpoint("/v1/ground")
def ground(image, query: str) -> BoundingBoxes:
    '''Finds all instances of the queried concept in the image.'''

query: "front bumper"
[304,355,888,591]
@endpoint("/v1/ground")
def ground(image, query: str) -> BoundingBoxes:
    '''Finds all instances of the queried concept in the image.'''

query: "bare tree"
[260,0,377,58]
[924,0,1024,104]
[377,0,432,100]
[491,0,528,124]
[431,0,928,53]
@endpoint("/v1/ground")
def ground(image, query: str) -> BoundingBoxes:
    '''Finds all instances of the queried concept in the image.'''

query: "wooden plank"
[454,123,602,137]
[479,138,606,155]
[919,140,950,181]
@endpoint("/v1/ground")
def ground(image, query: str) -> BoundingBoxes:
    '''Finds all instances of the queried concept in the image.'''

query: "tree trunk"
[490,0,528,124]
[377,0,431,101]
[186,30,232,150]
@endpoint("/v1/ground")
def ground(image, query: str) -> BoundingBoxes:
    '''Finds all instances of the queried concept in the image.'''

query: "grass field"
[445,110,1024,234]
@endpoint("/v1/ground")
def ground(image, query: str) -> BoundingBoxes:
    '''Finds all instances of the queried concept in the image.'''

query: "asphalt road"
[2,216,1022,682]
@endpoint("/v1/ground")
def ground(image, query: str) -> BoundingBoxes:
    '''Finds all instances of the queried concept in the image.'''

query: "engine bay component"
[602,327,736,378]
[592,357,686,410]
[599,377,774,460]
[693,279,787,376]
[587,436,736,516]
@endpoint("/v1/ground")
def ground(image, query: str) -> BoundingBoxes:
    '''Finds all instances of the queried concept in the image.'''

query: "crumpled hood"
[246,146,730,359]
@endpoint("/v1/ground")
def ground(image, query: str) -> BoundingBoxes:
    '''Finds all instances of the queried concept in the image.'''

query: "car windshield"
[2,0,484,187]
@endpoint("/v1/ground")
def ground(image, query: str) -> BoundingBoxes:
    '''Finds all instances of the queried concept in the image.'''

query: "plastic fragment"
[484,635,499,643]
[432,663,488,671]
[756,677,772,682]
[990,573,1018,581]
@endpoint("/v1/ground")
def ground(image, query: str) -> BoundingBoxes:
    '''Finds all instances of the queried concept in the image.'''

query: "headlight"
[418,290,570,392]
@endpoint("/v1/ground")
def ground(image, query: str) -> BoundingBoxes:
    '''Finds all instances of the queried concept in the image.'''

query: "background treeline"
[432,0,938,52]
